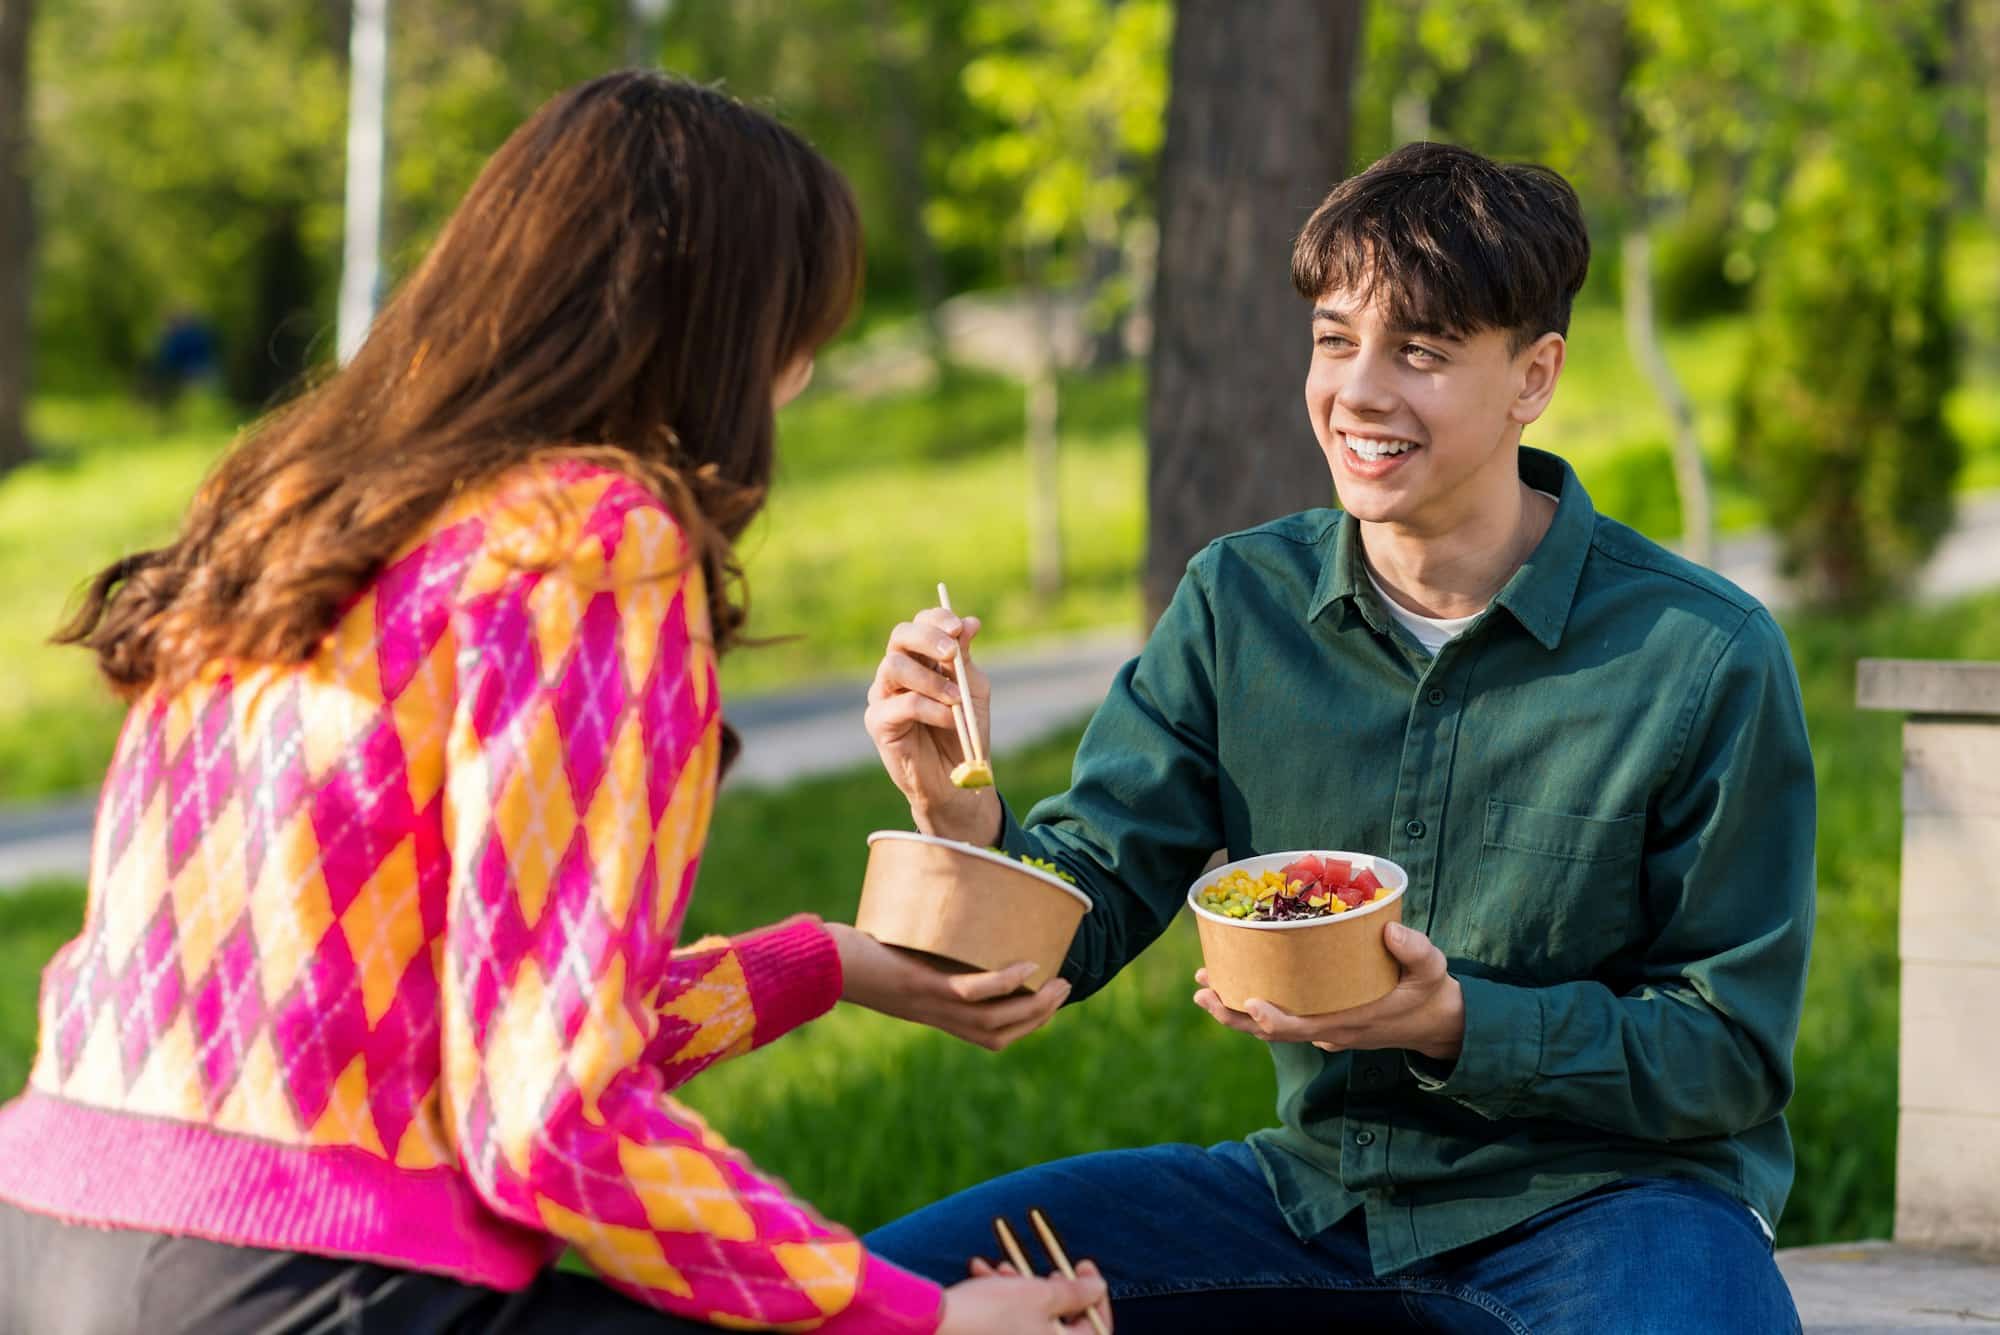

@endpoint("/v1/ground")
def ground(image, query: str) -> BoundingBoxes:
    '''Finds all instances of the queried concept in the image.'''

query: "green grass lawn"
[7,588,2000,1248]
[8,287,2000,804]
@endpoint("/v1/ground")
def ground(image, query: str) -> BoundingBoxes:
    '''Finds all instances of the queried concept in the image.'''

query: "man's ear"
[1509,332,1566,427]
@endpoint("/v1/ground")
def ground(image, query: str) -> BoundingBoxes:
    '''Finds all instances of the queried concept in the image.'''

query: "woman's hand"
[864,606,1002,844]
[941,1260,1112,1333]
[829,923,1069,1051]
[1191,921,1466,1061]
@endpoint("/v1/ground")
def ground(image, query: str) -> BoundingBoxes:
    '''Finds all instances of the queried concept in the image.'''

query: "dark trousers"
[0,1200,712,1334]
[868,1141,1803,1334]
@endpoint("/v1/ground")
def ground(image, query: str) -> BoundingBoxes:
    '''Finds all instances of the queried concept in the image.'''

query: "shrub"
[1733,146,1958,609]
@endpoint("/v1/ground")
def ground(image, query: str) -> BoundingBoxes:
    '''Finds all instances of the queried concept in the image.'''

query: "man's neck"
[1360,470,1556,621]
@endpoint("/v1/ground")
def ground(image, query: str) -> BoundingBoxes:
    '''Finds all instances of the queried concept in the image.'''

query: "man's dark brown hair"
[1292,141,1590,350]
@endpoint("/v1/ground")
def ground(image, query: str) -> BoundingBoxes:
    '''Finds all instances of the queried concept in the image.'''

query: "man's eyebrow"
[1310,306,1464,344]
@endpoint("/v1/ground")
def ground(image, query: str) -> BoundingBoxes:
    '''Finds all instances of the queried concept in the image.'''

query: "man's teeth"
[1343,434,1417,461]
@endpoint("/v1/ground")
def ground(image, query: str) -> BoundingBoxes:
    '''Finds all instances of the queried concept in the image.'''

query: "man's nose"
[1335,346,1399,417]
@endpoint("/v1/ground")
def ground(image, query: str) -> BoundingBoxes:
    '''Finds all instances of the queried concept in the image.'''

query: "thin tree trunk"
[1620,226,1713,566]
[1143,0,1365,621]
[865,0,948,372]
[0,0,31,475]
[1973,0,2000,228]
[1026,281,1063,599]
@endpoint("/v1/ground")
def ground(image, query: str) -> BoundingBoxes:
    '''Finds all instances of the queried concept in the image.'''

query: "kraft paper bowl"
[1187,850,1409,1015]
[857,831,1093,991]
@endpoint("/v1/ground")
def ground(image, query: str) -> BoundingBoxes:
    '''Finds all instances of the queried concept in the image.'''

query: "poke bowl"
[1186,850,1409,1015]
[857,831,1093,991]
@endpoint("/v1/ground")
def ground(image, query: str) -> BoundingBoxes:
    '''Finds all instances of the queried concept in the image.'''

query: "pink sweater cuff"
[818,1252,946,1333]
[735,914,843,1047]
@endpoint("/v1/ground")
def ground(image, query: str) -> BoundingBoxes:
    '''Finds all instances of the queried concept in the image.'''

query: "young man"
[861,142,1811,1333]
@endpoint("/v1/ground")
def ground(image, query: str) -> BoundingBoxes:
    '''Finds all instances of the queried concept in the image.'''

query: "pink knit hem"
[0,1093,556,1289]
[735,915,843,1046]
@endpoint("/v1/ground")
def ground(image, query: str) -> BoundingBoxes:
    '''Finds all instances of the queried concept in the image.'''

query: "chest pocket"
[1458,799,1646,980]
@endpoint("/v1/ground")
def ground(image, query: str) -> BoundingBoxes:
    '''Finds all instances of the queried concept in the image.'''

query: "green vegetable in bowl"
[989,848,1078,884]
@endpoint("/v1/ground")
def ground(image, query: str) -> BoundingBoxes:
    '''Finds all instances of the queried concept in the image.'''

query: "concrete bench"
[1776,661,2000,1330]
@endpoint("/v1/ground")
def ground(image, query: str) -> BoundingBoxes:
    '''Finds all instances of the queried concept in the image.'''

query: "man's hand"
[864,606,1002,844]
[1191,921,1465,1061]
[830,922,1069,1051]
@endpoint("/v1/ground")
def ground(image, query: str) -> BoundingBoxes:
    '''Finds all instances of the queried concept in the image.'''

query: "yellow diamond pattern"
[337,835,426,1026]
[620,1138,758,1243]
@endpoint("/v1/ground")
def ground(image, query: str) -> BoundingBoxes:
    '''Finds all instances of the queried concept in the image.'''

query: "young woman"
[0,72,1102,1335]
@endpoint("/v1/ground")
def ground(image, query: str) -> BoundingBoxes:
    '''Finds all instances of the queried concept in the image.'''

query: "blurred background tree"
[1732,0,1962,607]
[11,0,1994,611]
[929,0,1169,599]
[0,0,33,475]
[1142,0,1364,618]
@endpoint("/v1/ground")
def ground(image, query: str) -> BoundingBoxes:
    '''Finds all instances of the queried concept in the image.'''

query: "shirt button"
[1405,819,1426,839]
[1354,1130,1376,1147]
[1355,1066,1382,1087]
[1426,687,1446,705]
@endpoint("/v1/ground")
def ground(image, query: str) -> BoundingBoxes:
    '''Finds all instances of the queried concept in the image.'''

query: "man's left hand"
[1192,920,1465,1062]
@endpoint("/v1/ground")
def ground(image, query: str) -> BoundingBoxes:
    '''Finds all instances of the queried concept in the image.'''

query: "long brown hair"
[58,72,861,721]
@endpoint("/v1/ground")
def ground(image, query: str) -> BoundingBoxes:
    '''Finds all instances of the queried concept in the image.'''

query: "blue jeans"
[865,1142,1801,1334]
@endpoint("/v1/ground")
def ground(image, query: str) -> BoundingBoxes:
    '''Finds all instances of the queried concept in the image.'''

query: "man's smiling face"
[1305,286,1562,536]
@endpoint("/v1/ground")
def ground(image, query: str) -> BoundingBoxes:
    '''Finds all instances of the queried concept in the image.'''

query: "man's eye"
[1316,333,1351,350]
[1405,344,1441,363]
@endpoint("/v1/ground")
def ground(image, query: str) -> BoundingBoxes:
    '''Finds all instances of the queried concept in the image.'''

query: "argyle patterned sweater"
[0,461,942,1333]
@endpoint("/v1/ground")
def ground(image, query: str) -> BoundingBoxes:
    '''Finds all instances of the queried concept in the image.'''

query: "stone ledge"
[1779,1241,2000,1331]
[1857,659,2000,717]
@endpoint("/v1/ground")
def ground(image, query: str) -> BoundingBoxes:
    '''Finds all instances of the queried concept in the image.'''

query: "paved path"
[1779,1241,2000,1331]
[6,493,1999,891]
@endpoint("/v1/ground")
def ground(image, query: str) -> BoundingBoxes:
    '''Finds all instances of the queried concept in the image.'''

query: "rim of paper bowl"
[866,830,1095,912]
[1185,850,1408,931]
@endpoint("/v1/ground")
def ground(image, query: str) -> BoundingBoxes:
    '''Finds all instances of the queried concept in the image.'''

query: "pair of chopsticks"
[991,1206,1110,1335]
[937,582,992,783]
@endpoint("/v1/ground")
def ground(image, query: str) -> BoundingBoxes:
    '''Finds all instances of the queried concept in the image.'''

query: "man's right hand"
[939,1263,1112,1333]
[865,606,1002,844]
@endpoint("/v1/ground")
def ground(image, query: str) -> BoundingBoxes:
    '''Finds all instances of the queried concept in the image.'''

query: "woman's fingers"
[962,979,1070,1034]
[943,962,1039,1002]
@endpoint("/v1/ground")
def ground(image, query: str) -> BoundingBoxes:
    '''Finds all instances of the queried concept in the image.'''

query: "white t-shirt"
[1363,490,1561,656]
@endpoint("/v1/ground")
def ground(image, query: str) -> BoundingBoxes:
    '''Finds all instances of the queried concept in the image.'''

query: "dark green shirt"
[1001,448,1816,1275]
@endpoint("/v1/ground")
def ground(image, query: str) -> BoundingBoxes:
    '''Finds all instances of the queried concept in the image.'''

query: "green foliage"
[0,884,86,1096]
[1649,196,1752,324]
[927,0,1167,320]
[1734,143,1960,608]
[11,591,2000,1246]
[30,0,349,390]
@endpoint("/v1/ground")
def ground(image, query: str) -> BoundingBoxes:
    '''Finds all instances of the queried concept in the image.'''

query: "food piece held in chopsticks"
[936,582,995,789]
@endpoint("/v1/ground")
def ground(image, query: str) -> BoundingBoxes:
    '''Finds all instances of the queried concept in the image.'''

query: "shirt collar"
[1309,447,1594,651]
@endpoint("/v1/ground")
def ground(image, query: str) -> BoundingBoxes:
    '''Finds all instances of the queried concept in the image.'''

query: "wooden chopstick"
[990,1218,1062,1332]
[1029,1208,1111,1335]
[936,582,987,770]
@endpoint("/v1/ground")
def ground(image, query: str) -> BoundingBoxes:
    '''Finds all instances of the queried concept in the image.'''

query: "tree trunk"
[0,0,30,476]
[1981,1,2000,228]
[865,0,950,372]
[1026,281,1064,600]
[1142,0,1365,621]
[1620,226,1713,567]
